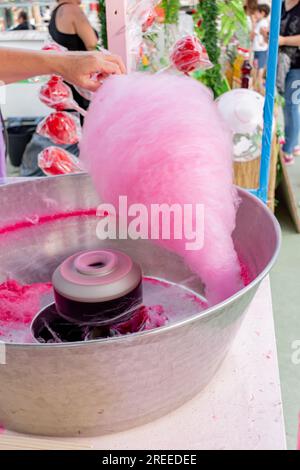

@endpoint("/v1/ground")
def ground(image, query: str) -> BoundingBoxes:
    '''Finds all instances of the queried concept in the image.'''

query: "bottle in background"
[241,52,252,89]
[232,47,250,89]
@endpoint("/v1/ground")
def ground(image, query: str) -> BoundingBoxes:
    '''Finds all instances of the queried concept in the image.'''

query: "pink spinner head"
[52,249,143,325]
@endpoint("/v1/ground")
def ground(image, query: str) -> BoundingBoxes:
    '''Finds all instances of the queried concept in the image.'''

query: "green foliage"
[98,0,108,49]
[161,0,180,24]
[218,0,248,46]
[195,0,224,97]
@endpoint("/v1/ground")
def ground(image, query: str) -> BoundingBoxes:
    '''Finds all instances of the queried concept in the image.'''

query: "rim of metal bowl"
[0,178,281,348]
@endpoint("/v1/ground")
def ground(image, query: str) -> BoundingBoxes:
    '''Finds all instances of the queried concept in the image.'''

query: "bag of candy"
[39,76,87,116]
[38,146,83,176]
[37,112,81,146]
[170,35,213,74]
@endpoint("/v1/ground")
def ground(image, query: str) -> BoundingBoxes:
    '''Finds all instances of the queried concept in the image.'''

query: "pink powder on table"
[0,279,52,334]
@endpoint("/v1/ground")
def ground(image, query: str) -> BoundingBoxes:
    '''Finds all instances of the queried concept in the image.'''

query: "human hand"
[279,36,286,47]
[260,27,269,41]
[54,51,126,91]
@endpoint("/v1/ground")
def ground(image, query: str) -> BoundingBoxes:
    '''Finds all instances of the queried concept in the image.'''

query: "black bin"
[6,117,41,167]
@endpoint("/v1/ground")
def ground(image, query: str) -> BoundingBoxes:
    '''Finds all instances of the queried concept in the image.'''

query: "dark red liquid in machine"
[54,282,143,326]
[32,301,168,343]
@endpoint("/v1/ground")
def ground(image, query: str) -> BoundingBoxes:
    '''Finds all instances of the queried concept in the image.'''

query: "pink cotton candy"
[0,280,52,342]
[81,73,242,305]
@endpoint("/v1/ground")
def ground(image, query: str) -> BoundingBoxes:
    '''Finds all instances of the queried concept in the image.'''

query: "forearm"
[281,35,300,47]
[285,0,298,10]
[0,48,63,84]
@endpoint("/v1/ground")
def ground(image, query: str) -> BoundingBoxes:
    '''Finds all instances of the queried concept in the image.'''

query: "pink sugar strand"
[0,209,97,236]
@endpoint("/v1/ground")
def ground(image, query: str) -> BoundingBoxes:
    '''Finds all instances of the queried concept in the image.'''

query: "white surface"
[0,32,47,42]
[0,36,50,119]
[2,277,286,450]
[2,82,50,119]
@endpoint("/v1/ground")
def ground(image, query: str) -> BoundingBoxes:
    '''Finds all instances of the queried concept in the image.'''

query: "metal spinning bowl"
[0,175,281,437]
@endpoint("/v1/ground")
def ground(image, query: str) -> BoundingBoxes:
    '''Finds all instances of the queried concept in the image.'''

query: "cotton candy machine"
[0,175,280,436]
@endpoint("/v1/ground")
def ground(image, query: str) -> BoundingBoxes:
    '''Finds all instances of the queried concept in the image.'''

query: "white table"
[2,277,286,450]
[0,32,49,119]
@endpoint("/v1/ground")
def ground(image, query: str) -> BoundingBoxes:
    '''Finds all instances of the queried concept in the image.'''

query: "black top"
[49,2,86,52]
[48,2,89,113]
[281,0,300,69]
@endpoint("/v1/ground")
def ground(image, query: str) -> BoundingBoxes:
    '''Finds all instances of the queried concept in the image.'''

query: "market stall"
[0,0,281,208]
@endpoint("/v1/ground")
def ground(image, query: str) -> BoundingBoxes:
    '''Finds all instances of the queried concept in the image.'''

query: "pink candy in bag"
[38,146,82,176]
[171,35,213,74]
[37,112,81,146]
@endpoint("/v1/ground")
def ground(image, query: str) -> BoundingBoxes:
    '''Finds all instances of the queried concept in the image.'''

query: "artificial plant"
[161,0,180,24]
[98,0,108,49]
[217,0,248,47]
[195,0,225,97]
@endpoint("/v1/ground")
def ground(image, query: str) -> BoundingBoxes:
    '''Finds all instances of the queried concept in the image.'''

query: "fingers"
[80,78,102,92]
[101,60,123,76]
[105,54,127,74]
[63,51,126,92]
[91,51,126,75]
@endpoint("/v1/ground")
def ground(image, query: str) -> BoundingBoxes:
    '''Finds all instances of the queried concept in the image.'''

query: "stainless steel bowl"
[0,175,281,436]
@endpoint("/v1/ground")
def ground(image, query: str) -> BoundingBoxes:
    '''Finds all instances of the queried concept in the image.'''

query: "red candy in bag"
[142,11,156,32]
[39,76,72,110]
[38,146,82,176]
[171,35,212,74]
[40,76,87,116]
[37,112,81,146]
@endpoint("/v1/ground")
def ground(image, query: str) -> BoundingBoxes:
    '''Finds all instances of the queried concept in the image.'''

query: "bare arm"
[73,8,98,51]
[0,48,125,89]
[279,35,300,47]
[0,48,62,84]
[285,0,300,10]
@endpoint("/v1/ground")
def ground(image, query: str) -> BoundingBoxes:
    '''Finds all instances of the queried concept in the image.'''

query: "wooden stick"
[0,434,92,450]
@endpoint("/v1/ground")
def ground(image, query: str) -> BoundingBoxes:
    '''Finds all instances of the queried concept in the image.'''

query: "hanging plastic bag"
[74,72,108,102]
[170,35,213,74]
[39,76,87,116]
[38,146,83,176]
[37,112,81,146]
[126,0,160,70]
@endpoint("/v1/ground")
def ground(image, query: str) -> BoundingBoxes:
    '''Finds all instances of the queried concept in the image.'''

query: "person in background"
[0,47,126,179]
[279,0,300,165]
[49,0,99,114]
[12,11,35,31]
[252,4,270,95]
[243,0,258,51]
[244,0,258,30]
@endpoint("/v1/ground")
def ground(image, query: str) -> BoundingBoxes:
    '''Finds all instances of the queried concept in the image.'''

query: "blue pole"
[258,0,282,203]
